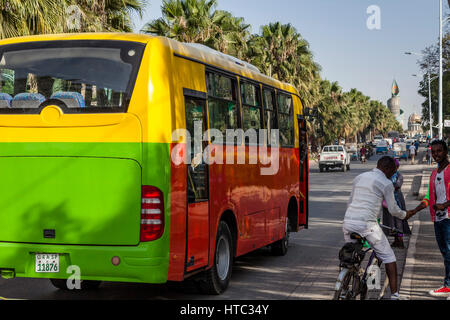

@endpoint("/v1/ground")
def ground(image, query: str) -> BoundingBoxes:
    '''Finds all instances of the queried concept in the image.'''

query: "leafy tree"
[417,34,450,137]
[0,0,145,39]
[141,0,403,146]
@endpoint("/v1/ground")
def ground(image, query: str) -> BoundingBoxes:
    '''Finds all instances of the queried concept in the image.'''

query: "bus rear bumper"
[0,242,169,284]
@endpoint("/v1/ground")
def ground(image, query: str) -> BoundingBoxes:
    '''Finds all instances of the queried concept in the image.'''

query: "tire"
[360,282,368,300]
[334,269,353,300]
[50,279,102,290]
[198,221,233,295]
[319,166,324,173]
[271,217,290,256]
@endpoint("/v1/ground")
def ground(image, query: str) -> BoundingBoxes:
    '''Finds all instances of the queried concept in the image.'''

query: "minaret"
[387,79,401,118]
[387,79,404,129]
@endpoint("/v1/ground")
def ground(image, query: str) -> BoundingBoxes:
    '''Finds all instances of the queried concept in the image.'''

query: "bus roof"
[0,32,299,97]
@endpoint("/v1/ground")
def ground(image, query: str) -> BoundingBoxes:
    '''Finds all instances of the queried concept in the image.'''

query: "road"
[0,152,423,300]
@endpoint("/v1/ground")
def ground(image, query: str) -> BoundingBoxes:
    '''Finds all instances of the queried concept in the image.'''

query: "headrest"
[12,93,46,108]
[0,93,12,108]
[50,92,86,109]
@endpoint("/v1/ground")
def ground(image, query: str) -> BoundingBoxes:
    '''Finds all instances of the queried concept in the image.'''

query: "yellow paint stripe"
[0,296,26,300]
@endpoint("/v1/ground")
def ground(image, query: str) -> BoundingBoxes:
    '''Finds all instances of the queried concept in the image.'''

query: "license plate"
[35,254,60,273]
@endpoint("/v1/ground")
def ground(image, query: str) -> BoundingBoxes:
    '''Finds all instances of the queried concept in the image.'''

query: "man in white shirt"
[343,156,414,299]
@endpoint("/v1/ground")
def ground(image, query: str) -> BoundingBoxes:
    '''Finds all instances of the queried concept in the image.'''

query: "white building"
[407,113,423,137]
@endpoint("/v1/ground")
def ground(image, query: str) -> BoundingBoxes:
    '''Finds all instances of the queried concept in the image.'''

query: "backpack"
[339,242,365,267]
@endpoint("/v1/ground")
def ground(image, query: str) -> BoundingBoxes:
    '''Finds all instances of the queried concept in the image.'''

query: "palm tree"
[0,0,146,39]
[141,0,218,43]
[68,0,146,32]
[205,11,251,59]
[0,0,66,38]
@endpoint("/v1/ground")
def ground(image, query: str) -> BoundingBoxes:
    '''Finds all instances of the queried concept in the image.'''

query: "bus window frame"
[239,79,264,146]
[276,91,295,148]
[0,40,145,114]
[262,86,279,147]
[205,69,241,146]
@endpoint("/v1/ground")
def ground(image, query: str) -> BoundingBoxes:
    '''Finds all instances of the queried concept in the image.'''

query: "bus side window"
[277,93,294,147]
[263,88,277,146]
[240,81,262,145]
[206,71,239,144]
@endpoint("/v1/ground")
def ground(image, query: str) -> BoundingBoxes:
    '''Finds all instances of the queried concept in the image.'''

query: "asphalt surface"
[0,152,423,300]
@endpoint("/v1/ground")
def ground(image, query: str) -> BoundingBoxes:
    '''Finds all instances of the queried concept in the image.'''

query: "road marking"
[0,296,26,300]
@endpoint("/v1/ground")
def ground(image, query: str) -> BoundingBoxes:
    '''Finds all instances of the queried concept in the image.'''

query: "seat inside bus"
[11,93,45,108]
[0,93,12,108]
[51,91,86,108]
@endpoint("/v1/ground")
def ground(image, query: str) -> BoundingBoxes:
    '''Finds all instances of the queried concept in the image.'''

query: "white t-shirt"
[409,145,416,156]
[435,171,449,222]
[345,168,406,223]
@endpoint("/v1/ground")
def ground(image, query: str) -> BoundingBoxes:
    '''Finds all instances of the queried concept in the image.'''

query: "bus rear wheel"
[198,221,233,295]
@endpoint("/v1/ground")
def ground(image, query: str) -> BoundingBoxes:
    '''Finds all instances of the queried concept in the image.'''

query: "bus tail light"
[140,186,164,242]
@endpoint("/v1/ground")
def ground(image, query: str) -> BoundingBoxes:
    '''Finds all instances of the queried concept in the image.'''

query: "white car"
[373,135,384,147]
[318,145,351,172]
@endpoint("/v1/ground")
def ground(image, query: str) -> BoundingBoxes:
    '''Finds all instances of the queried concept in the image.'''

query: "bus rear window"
[0,40,144,113]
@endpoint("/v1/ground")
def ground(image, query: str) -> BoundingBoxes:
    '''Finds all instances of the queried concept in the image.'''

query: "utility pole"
[439,0,444,139]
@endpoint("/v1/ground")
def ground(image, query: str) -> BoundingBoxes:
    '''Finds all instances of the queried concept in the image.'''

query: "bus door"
[185,93,210,272]
[297,115,309,229]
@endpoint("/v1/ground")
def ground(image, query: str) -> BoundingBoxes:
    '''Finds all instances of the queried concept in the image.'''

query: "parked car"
[318,145,351,172]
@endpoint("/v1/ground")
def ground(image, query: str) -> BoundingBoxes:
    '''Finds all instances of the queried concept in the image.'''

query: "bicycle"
[333,224,403,300]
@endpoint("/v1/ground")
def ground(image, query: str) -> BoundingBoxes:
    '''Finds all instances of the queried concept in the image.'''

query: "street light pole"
[407,52,435,139]
[439,0,443,139]
[429,71,433,138]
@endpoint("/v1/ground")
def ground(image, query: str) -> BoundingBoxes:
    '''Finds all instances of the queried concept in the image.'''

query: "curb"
[417,170,432,200]
[399,219,420,300]
[399,168,430,300]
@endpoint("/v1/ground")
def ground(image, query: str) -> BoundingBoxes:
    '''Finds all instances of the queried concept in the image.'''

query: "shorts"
[343,220,396,264]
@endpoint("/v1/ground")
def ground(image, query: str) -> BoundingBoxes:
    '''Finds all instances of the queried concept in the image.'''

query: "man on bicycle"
[343,156,414,300]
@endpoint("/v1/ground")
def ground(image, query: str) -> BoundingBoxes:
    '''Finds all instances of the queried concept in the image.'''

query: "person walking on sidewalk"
[382,159,411,248]
[408,140,450,298]
[409,144,416,165]
[426,143,432,166]
[344,156,415,300]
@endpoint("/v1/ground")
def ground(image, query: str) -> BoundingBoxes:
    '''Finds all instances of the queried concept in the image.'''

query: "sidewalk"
[364,162,424,299]
[400,164,449,300]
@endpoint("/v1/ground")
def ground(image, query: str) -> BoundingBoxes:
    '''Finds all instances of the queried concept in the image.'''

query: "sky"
[131,0,446,129]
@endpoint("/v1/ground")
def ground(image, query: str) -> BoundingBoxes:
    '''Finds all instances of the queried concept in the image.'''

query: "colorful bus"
[0,33,309,294]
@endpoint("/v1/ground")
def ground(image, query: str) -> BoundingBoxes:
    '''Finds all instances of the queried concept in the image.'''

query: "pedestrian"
[415,140,420,156]
[382,159,411,248]
[343,156,415,300]
[408,140,450,298]
[360,146,367,163]
[426,143,432,166]
[409,144,416,165]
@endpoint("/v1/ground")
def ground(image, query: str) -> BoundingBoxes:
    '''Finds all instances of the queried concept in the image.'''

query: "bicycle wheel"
[334,268,354,300]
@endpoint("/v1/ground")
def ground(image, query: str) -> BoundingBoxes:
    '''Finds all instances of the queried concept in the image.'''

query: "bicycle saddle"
[350,233,364,241]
